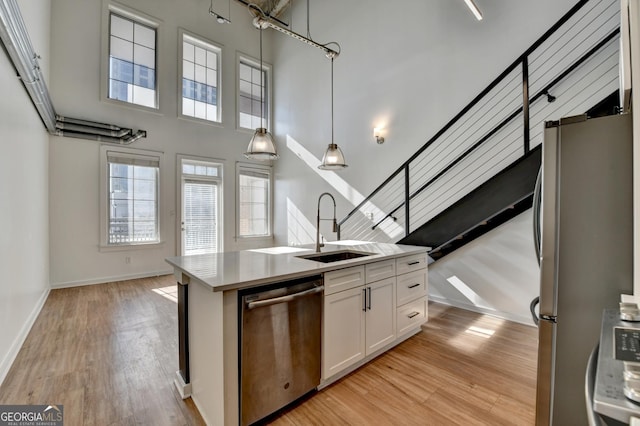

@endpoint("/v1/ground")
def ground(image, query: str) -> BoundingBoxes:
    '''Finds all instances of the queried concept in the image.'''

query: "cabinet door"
[397,296,427,336]
[396,269,427,306]
[323,286,366,380]
[365,277,396,355]
[324,266,366,295]
[396,253,427,276]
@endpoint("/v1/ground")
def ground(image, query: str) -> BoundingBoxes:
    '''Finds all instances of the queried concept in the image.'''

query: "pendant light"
[244,22,279,161]
[318,56,348,170]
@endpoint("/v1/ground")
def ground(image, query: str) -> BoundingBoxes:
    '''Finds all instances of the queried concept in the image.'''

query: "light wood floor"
[0,275,538,425]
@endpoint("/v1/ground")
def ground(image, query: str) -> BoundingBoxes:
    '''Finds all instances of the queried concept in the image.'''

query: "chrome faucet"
[316,192,338,252]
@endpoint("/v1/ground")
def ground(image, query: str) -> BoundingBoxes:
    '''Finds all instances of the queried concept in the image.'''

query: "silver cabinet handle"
[247,286,324,309]
[407,311,420,319]
[408,261,421,266]
[408,283,420,289]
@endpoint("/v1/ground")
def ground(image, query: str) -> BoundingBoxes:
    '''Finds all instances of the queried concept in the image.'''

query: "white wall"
[429,210,539,325]
[48,0,277,287]
[271,0,578,320]
[0,0,52,384]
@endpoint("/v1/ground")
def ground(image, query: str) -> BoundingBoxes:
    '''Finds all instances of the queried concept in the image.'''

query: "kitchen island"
[165,241,429,425]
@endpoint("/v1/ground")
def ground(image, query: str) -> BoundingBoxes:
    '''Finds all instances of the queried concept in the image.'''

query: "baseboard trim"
[429,295,536,327]
[51,269,174,289]
[0,287,50,386]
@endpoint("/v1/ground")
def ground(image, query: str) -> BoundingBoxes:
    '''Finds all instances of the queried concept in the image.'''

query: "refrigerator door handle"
[533,167,542,266]
[539,125,560,317]
[530,297,540,326]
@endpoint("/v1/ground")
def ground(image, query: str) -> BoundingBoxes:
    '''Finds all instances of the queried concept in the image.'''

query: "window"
[101,147,161,246]
[238,57,270,130]
[108,11,157,108]
[180,158,223,255]
[180,32,221,123]
[237,164,272,237]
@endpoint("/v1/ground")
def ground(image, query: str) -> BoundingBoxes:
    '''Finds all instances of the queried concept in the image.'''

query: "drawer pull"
[407,261,421,266]
[407,311,420,319]
[408,283,420,289]
[362,289,367,312]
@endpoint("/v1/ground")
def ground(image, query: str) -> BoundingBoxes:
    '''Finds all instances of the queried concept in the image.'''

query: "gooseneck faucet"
[316,192,338,252]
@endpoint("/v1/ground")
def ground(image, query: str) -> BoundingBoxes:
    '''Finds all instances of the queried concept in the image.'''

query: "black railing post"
[522,57,530,154]
[404,164,410,236]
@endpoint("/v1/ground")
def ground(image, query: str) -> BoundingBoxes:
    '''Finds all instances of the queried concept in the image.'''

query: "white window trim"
[100,0,163,114]
[236,162,273,240]
[236,51,273,133]
[99,144,165,251]
[176,154,225,256]
[178,29,224,126]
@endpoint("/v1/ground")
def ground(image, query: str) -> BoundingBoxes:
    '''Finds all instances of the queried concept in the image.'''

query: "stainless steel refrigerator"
[534,113,634,425]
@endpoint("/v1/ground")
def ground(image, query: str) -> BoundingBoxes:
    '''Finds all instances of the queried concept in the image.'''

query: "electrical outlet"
[125,256,131,264]
[367,212,374,221]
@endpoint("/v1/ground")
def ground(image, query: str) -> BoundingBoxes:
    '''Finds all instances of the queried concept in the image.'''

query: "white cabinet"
[395,254,428,337]
[322,252,428,383]
[324,265,365,295]
[323,286,366,379]
[365,277,396,354]
[323,264,396,381]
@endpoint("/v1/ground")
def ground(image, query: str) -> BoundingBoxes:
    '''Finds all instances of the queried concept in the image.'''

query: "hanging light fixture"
[319,55,347,170]
[244,19,279,161]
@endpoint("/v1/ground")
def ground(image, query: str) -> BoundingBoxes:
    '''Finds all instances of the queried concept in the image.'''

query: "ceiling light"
[464,0,483,21]
[244,22,278,161]
[319,57,347,170]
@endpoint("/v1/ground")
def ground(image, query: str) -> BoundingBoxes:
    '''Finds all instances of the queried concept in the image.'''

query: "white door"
[365,277,396,355]
[322,286,366,380]
[179,158,222,256]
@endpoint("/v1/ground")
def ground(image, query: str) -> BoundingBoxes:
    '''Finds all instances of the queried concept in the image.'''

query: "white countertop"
[165,241,429,292]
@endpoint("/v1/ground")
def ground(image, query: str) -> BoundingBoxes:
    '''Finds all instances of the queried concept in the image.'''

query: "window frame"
[101,1,162,113]
[176,154,225,256]
[236,51,272,133]
[178,29,223,125]
[236,162,273,239]
[99,145,164,250]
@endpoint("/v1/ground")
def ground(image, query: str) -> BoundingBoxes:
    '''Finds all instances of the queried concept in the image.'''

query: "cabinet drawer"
[396,269,427,306]
[396,253,427,275]
[324,266,366,295]
[365,259,396,283]
[397,297,427,336]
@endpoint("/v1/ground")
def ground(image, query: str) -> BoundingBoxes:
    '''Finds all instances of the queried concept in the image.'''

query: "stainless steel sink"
[296,250,375,263]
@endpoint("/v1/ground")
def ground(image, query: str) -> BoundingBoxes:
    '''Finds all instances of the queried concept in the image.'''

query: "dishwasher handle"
[246,285,324,310]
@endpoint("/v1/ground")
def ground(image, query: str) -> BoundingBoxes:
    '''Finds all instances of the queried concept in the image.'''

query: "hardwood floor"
[270,303,539,425]
[0,276,538,425]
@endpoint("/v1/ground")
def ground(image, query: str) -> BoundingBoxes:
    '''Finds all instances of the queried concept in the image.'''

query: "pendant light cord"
[259,27,264,127]
[330,56,334,144]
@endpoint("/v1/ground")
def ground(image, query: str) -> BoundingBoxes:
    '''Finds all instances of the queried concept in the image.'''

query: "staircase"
[337,0,621,260]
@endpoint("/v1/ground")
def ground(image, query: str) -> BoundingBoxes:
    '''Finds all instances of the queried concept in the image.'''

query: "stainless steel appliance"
[534,113,634,425]
[239,276,323,425]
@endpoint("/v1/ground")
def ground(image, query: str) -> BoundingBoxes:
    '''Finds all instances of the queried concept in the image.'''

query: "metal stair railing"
[337,0,621,244]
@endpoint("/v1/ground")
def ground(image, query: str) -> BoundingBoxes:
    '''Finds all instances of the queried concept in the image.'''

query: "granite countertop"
[165,241,429,292]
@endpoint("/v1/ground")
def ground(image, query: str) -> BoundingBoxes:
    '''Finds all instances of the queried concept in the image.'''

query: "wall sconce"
[373,127,385,144]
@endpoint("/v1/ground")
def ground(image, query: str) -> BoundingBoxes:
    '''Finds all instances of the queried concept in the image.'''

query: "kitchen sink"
[296,250,376,263]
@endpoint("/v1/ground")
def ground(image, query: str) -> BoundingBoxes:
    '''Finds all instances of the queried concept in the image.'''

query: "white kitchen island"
[165,241,429,426]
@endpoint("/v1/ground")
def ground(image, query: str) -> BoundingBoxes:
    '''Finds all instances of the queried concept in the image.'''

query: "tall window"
[181,159,222,255]
[181,32,221,123]
[237,164,271,237]
[238,58,269,130]
[108,12,157,108]
[105,150,160,245]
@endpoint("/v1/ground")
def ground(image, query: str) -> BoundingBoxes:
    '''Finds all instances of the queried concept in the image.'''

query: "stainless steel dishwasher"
[239,275,323,426]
